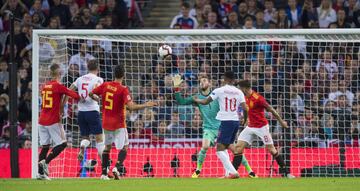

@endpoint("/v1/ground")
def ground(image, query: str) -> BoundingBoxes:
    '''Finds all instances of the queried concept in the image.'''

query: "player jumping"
[193,71,248,179]
[90,64,157,180]
[232,80,295,178]
[173,74,256,178]
[38,63,80,180]
[67,60,105,163]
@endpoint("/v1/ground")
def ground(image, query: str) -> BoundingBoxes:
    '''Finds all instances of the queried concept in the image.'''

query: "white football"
[158,44,172,58]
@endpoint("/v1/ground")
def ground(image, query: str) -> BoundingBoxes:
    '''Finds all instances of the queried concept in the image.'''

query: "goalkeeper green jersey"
[175,92,220,130]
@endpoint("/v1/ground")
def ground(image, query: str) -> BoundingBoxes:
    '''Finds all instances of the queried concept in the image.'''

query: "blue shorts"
[217,121,240,145]
[78,111,102,136]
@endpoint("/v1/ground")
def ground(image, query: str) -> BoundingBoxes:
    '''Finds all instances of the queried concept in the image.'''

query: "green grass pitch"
[1,178,359,191]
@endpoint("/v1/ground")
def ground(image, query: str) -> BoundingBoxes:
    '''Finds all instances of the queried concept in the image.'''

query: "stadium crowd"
[0,0,359,150]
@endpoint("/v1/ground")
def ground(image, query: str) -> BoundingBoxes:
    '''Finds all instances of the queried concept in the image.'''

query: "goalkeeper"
[172,74,257,178]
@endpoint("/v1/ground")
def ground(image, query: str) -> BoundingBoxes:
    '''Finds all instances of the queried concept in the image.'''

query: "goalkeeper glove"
[172,74,183,88]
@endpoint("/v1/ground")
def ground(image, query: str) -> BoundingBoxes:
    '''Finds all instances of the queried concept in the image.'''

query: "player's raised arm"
[265,104,288,128]
[172,74,194,105]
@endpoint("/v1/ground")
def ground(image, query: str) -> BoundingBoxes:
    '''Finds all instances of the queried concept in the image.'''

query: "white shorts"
[238,124,274,145]
[39,123,66,146]
[104,128,129,150]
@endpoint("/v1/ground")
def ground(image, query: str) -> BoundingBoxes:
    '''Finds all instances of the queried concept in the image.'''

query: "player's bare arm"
[193,96,213,105]
[265,104,288,128]
[126,100,157,111]
[240,102,248,126]
[88,92,100,102]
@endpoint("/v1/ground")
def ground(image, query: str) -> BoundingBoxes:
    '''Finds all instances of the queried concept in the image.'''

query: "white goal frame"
[32,29,360,179]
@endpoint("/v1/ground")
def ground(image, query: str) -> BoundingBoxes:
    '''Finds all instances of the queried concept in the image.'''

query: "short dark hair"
[237,80,252,89]
[224,71,235,80]
[87,60,98,71]
[182,2,190,9]
[114,65,125,79]
[50,63,60,76]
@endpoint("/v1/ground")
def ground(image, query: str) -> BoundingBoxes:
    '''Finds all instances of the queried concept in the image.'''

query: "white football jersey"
[73,73,103,112]
[209,84,246,121]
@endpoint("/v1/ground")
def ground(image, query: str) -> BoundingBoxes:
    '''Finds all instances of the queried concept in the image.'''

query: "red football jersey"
[246,91,269,128]
[92,81,131,131]
[39,80,80,126]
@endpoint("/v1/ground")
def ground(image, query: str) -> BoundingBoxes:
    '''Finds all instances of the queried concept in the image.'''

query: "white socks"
[216,150,238,175]
[80,139,91,148]
[96,142,105,159]
[81,139,105,160]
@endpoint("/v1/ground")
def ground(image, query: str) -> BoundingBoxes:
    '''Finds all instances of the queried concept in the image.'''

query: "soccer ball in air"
[158,44,172,58]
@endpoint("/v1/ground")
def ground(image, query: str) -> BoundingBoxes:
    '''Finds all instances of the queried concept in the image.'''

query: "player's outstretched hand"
[145,101,158,107]
[280,120,288,128]
[172,74,183,88]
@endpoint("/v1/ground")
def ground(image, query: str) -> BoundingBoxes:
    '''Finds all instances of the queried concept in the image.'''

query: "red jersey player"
[37,63,80,180]
[232,80,295,178]
[90,64,157,180]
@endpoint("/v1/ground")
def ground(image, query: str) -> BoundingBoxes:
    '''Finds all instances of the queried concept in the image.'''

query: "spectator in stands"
[331,9,352,28]
[65,0,79,19]
[63,63,79,87]
[0,61,8,86]
[69,43,95,76]
[224,11,241,29]
[130,120,152,139]
[217,0,232,24]
[50,0,72,28]
[237,2,252,26]
[141,108,157,133]
[80,7,95,29]
[316,49,338,80]
[317,0,337,28]
[286,0,302,28]
[243,16,255,29]
[202,11,223,29]
[186,107,202,138]
[328,80,354,107]
[18,90,31,123]
[0,0,28,19]
[22,139,31,149]
[48,16,60,29]
[264,0,277,23]
[277,8,291,28]
[29,0,46,23]
[20,120,31,136]
[0,94,8,127]
[332,95,352,141]
[167,111,185,138]
[154,121,170,140]
[247,0,259,16]
[290,81,306,118]
[301,0,319,28]
[170,2,198,29]
[346,0,359,24]
[255,10,269,29]
[321,113,335,141]
[189,0,206,18]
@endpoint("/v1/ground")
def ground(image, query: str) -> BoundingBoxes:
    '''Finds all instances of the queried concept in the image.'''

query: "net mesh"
[35,32,360,178]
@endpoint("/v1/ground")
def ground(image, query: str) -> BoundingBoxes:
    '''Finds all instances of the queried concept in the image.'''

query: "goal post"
[32,29,360,179]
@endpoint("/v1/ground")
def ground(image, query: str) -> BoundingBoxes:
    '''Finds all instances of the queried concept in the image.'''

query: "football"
[158,44,172,58]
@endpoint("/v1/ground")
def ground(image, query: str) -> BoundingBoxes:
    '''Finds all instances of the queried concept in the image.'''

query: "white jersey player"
[68,60,105,162]
[194,71,248,179]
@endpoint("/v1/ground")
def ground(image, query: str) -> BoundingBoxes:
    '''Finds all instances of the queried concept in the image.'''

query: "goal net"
[32,29,360,178]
